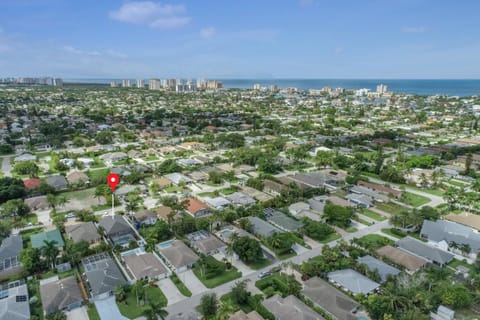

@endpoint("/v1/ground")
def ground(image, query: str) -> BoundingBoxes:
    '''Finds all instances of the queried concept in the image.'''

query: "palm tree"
[42,240,59,270]
[215,299,236,320]
[143,301,168,320]
[114,285,126,302]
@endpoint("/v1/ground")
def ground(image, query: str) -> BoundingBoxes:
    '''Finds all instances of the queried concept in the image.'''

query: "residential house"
[357,181,402,198]
[46,175,68,191]
[65,222,101,246]
[98,215,136,247]
[186,230,227,256]
[345,193,373,208]
[264,208,304,232]
[240,186,273,203]
[185,198,211,218]
[262,295,324,320]
[164,172,192,185]
[153,177,172,189]
[246,216,282,239]
[356,255,401,283]
[123,251,170,281]
[31,229,65,249]
[327,269,380,295]
[350,185,389,203]
[420,219,480,258]
[396,237,454,267]
[24,195,49,211]
[23,178,41,190]
[302,277,359,320]
[263,179,286,196]
[40,276,83,314]
[156,206,178,221]
[229,310,264,320]
[376,245,428,274]
[134,209,158,226]
[0,282,30,320]
[327,196,352,208]
[66,171,89,185]
[203,196,231,211]
[226,192,256,207]
[82,253,127,299]
[156,240,199,273]
[445,212,480,231]
[0,235,23,280]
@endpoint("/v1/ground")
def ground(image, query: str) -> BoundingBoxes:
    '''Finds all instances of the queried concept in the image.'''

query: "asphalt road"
[165,219,391,319]
[1,156,12,177]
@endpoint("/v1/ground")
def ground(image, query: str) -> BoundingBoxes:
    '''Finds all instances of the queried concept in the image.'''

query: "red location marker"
[107,173,120,192]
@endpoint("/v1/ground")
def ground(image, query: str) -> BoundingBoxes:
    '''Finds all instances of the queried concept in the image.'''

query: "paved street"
[166,219,391,319]
[1,156,12,177]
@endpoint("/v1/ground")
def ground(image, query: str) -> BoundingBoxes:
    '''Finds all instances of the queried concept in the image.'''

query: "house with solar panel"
[0,280,30,320]
[0,235,23,280]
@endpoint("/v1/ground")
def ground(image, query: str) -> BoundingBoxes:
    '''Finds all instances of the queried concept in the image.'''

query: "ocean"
[64,79,480,97]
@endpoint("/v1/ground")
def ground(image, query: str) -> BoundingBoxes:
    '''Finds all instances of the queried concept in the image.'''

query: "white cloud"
[402,26,428,33]
[109,1,190,29]
[106,49,128,59]
[200,27,216,39]
[63,46,102,56]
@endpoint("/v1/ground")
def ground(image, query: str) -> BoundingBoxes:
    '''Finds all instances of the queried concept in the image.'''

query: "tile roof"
[376,245,428,272]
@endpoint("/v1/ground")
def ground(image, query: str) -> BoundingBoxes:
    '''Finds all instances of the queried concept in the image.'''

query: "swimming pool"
[120,247,145,257]
[220,229,232,237]
[158,240,174,249]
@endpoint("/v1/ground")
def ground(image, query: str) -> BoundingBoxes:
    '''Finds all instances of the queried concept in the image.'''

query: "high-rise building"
[53,78,63,87]
[376,84,388,94]
[110,81,118,87]
[149,79,161,90]
[269,85,277,92]
[122,79,131,87]
[136,79,144,88]
[207,80,223,89]
[253,83,261,90]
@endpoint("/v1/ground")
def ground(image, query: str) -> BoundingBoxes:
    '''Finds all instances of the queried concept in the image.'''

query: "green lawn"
[255,273,301,298]
[87,303,101,320]
[376,202,407,215]
[87,168,109,179]
[63,187,95,200]
[359,209,387,221]
[400,192,430,207]
[318,232,342,244]
[193,265,242,288]
[381,228,404,239]
[401,184,444,196]
[219,187,239,195]
[165,185,189,193]
[345,226,358,233]
[352,216,373,226]
[197,191,217,197]
[448,259,474,272]
[117,285,167,319]
[244,258,272,270]
[354,234,394,250]
[171,274,192,297]
[447,179,469,187]
[143,156,159,161]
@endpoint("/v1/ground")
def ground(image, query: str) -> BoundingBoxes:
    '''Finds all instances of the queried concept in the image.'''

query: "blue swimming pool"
[120,247,144,257]
[158,240,174,249]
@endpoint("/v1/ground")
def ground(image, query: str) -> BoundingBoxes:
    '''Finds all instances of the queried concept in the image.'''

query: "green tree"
[0,177,26,203]
[46,311,67,320]
[13,161,39,176]
[42,240,59,270]
[1,198,30,221]
[232,236,263,263]
[323,202,354,228]
[20,247,46,274]
[143,301,168,320]
[230,280,250,305]
[199,293,218,319]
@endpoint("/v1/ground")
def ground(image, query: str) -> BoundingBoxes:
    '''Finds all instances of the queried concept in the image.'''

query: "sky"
[0,0,479,79]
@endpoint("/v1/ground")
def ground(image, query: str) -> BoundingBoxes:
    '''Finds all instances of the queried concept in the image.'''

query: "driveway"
[157,277,187,306]
[35,209,53,227]
[65,306,89,320]
[179,269,208,295]
[292,243,309,254]
[94,296,128,320]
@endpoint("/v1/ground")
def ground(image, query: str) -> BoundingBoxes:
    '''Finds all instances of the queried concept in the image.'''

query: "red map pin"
[107,173,120,192]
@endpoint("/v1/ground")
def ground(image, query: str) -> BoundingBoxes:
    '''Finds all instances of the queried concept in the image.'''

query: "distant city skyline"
[1,0,480,79]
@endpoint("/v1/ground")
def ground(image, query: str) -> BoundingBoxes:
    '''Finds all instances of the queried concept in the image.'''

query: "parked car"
[258,271,271,279]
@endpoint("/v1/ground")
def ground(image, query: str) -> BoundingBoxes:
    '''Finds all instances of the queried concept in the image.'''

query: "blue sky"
[0,0,479,78]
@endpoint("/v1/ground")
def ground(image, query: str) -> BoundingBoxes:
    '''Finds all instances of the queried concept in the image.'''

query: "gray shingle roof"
[156,240,199,269]
[264,208,304,232]
[82,254,127,296]
[65,222,101,244]
[420,220,480,253]
[40,276,83,315]
[356,255,400,283]
[396,236,454,265]
[302,277,359,320]
[262,295,324,320]
[98,215,133,236]
[327,269,380,295]
[246,216,282,238]
[0,283,30,320]
[0,235,23,261]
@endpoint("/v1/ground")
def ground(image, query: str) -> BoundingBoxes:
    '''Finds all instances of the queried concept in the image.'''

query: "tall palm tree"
[143,301,168,320]
[42,240,59,270]
[215,299,236,320]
